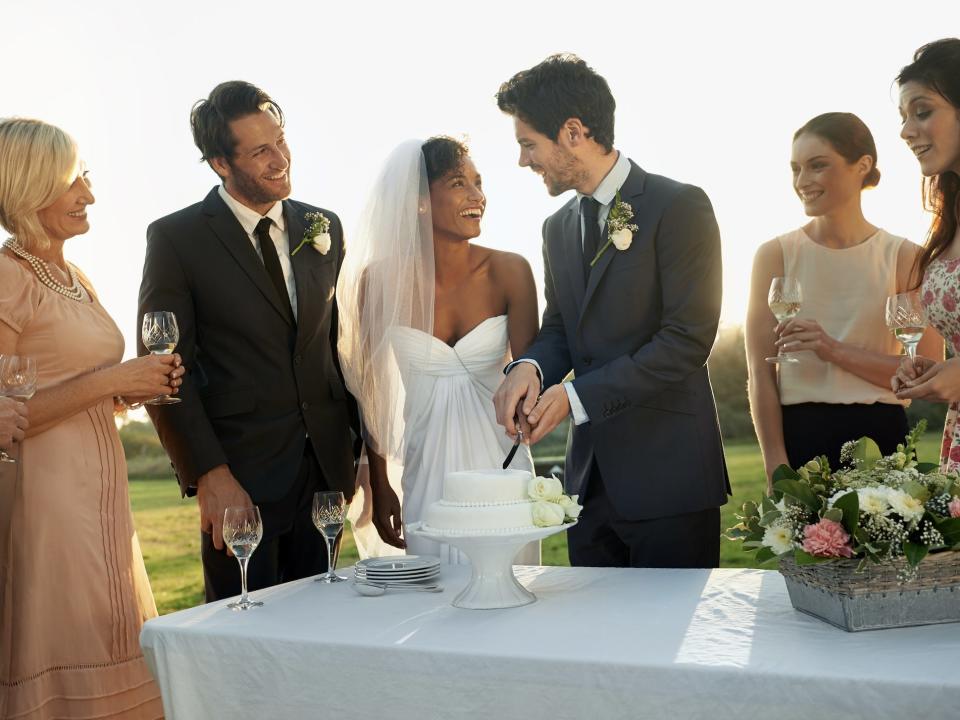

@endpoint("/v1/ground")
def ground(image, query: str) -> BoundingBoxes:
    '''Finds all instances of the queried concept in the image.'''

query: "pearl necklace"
[3,238,87,302]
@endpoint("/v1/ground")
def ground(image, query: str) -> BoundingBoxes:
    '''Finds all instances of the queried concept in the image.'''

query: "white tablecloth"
[141,566,960,720]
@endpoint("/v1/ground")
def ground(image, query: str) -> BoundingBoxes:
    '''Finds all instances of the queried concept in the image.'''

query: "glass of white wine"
[885,292,926,368]
[766,277,803,364]
[0,355,37,464]
[141,311,181,405]
[312,491,347,583]
[222,505,264,611]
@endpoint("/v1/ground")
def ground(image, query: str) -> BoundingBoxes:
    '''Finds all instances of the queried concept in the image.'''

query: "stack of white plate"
[354,556,440,585]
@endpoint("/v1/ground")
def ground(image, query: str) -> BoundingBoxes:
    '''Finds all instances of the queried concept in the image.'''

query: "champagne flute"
[885,292,926,369]
[222,505,264,610]
[141,311,181,405]
[766,277,803,364]
[0,355,37,464]
[312,491,347,583]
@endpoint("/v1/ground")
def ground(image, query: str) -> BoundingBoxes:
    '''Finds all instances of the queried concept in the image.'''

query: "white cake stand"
[406,521,576,609]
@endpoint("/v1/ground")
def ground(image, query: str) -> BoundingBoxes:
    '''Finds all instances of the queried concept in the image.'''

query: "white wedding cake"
[422,469,581,534]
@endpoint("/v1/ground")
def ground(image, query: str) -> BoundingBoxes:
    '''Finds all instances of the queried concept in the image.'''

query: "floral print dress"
[921,257,960,471]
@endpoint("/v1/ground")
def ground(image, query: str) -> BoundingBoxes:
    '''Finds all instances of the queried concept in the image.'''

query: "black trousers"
[567,461,720,569]
[782,402,908,472]
[202,443,333,602]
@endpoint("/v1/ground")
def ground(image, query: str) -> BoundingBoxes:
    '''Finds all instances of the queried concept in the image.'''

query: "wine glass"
[766,277,803,364]
[312,491,347,583]
[0,355,37,464]
[222,505,264,610]
[141,311,181,405]
[885,292,926,369]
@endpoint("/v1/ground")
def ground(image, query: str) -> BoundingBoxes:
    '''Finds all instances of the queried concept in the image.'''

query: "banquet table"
[140,565,960,720]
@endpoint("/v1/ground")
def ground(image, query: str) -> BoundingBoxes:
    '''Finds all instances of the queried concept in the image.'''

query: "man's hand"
[895,357,960,403]
[494,363,541,439]
[525,384,570,444]
[197,464,252,555]
[0,397,28,451]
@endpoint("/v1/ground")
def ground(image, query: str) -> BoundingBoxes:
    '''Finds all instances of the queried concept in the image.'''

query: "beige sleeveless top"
[778,227,906,406]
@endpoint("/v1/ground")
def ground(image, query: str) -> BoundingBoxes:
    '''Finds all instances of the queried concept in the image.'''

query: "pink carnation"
[949,497,960,519]
[802,518,853,558]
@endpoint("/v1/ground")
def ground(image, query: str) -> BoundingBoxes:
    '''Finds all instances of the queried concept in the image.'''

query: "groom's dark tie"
[580,196,601,281]
[255,217,294,321]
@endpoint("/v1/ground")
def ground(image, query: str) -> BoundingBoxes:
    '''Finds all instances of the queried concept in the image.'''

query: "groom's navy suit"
[525,159,729,567]
[138,187,359,599]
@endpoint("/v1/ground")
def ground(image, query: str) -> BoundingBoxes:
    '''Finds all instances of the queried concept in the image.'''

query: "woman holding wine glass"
[892,39,960,471]
[0,118,184,718]
[746,112,941,489]
[0,395,28,453]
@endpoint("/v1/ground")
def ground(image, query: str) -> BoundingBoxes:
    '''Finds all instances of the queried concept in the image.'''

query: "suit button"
[583,357,592,366]
[301,401,309,410]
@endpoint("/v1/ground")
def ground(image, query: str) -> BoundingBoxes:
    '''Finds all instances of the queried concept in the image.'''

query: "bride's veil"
[337,139,435,556]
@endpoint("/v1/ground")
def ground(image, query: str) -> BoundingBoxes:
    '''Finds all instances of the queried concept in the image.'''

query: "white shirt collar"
[577,151,631,207]
[217,184,286,234]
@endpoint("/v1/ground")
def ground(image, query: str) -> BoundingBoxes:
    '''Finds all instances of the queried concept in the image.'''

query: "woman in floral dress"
[893,39,960,471]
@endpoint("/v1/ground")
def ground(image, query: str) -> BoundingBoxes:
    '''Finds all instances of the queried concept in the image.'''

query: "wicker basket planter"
[780,551,960,631]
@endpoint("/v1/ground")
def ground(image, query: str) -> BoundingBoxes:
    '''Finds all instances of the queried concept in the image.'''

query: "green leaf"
[934,518,960,546]
[902,480,931,502]
[823,508,843,523]
[760,497,777,515]
[916,462,940,474]
[832,491,860,537]
[759,511,781,527]
[773,478,821,511]
[851,436,882,465]
[755,546,777,563]
[903,541,929,568]
[771,464,801,483]
[794,549,832,565]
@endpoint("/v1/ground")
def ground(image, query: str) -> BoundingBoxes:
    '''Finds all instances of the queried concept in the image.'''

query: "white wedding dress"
[392,314,539,564]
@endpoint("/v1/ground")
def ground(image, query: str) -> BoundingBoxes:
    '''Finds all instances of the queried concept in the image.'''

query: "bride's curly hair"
[422,136,469,184]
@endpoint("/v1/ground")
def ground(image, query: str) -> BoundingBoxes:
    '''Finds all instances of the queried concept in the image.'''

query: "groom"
[493,55,730,568]
[137,81,387,601]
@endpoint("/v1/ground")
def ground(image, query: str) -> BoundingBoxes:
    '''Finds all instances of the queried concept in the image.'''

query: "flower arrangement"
[291,211,332,256]
[727,422,960,579]
[589,190,639,267]
[527,476,582,527]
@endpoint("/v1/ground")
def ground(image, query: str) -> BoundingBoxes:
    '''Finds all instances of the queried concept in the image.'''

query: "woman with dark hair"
[747,112,940,488]
[337,137,540,562]
[893,39,960,471]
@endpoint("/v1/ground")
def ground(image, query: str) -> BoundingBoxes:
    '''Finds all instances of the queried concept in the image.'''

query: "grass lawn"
[132,434,943,615]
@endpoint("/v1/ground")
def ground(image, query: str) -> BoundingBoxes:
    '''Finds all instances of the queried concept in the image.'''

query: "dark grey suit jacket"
[526,161,730,521]
[137,187,358,503]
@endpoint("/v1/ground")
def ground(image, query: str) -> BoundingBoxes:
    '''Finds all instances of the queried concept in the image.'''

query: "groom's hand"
[494,363,541,438]
[197,464,253,555]
[525,384,570,444]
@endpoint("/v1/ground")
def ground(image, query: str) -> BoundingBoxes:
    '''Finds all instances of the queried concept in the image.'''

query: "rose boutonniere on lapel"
[291,211,332,256]
[590,190,639,267]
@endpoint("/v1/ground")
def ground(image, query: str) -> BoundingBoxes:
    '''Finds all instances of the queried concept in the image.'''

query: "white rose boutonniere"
[532,500,566,527]
[528,476,564,502]
[291,211,332,256]
[590,190,639,267]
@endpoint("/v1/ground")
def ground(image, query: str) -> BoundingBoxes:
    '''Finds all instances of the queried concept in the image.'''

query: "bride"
[337,137,540,563]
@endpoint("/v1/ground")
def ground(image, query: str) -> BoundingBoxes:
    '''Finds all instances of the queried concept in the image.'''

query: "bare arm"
[0,321,181,437]
[498,251,540,359]
[745,240,788,489]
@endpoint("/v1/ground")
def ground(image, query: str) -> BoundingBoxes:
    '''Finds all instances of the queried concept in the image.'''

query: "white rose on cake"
[558,494,582,520]
[528,476,564,502]
[532,501,566,527]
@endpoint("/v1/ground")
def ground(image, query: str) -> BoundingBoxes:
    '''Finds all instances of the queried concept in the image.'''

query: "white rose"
[762,524,795,555]
[610,227,633,251]
[531,500,565,527]
[856,487,890,516]
[312,232,332,255]
[558,494,582,520]
[528,476,564,502]
[888,489,925,522]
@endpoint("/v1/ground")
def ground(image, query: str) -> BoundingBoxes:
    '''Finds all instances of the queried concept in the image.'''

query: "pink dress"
[920,256,960,471]
[0,254,163,719]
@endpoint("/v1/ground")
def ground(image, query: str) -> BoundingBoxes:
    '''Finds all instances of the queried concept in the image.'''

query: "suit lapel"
[204,189,294,326]
[578,163,647,324]
[561,203,586,310]
[285,202,311,334]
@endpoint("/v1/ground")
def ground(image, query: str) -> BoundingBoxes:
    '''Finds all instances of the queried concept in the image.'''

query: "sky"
[5,0,956,359]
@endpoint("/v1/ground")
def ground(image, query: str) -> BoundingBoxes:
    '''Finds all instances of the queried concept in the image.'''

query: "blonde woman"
[0,118,181,719]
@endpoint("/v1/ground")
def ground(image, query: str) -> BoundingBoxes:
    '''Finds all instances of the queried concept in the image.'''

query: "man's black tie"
[580,196,601,281]
[254,217,294,320]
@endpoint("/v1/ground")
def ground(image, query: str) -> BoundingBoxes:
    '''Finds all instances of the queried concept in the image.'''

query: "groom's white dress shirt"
[218,184,298,320]
[514,151,631,425]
